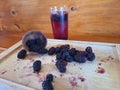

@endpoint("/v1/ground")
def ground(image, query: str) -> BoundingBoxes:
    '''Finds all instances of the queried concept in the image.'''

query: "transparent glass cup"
[50,6,68,40]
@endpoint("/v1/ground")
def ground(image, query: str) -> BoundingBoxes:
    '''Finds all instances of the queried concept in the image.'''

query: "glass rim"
[50,5,68,12]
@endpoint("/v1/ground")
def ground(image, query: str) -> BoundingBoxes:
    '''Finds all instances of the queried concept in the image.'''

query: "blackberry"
[56,53,62,60]
[61,51,70,60]
[69,48,76,56]
[17,49,27,59]
[85,46,93,53]
[46,74,54,82]
[79,51,88,57]
[33,60,41,73]
[56,60,66,73]
[74,53,86,63]
[26,39,36,48]
[48,47,55,55]
[60,44,70,53]
[29,45,41,52]
[35,38,43,48]
[66,56,74,62]
[87,53,95,61]
[55,47,61,53]
[42,80,53,90]
[38,48,48,54]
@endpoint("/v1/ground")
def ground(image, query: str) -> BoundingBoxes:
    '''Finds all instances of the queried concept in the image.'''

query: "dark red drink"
[51,11,68,39]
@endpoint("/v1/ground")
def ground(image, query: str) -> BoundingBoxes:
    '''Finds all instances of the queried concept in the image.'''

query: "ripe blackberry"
[29,45,41,52]
[42,80,53,90]
[85,46,93,53]
[74,53,86,63]
[46,74,54,82]
[56,60,66,73]
[38,48,48,54]
[56,53,62,60]
[33,60,41,73]
[79,51,88,57]
[26,39,36,48]
[48,47,55,55]
[55,47,61,53]
[60,44,70,52]
[35,38,43,48]
[87,53,95,61]
[17,49,27,59]
[66,56,74,62]
[69,48,76,56]
[61,51,70,60]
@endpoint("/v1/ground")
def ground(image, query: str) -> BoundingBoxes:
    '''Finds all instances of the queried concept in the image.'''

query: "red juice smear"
[96,67,105,74]
[0,70,7,75]
[69,77,77,87]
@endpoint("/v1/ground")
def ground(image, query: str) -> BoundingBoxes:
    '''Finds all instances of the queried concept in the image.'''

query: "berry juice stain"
[69,77,77,87]
[78,76,86,82]
[96,67,105,74]
[98,63,102,66]
[100,59,106,62]
[0,70,7,75]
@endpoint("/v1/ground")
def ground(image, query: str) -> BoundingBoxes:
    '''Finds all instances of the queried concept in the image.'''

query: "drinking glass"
[50,6,68,40]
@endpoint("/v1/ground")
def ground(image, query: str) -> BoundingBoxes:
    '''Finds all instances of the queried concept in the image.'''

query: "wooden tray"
[0,39,120,90]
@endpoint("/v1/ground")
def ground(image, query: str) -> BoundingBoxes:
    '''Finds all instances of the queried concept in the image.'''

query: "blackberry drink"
[50,6,68,40]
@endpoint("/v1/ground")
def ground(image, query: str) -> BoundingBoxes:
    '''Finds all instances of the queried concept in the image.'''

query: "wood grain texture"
[0,0,120,49]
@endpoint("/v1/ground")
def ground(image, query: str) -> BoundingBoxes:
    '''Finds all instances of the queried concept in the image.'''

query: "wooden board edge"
[47,39,118,46]
[0,40,22,60]
[0,78,34,90]
[116,44,120,61]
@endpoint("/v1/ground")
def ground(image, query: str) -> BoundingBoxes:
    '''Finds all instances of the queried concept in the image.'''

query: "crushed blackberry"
[56,60,66,73]
[87,53,95,61]
[46,74,54,82]
[33,60,41,73]
[85,46,93,53]
[17,49,27,59]
[48,47,55,55]
[42,80,53,90]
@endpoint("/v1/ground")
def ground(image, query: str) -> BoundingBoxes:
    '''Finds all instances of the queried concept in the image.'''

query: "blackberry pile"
[54,45,95,62]
[42,74,54,90]
[26,38,48,54]
[33,60,41,73]
[51,45,95,73]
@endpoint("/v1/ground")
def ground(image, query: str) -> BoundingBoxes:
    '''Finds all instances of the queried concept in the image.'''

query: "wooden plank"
[0,0,120,43]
